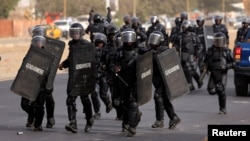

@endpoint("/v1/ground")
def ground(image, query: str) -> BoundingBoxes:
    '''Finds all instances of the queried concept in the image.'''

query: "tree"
[0,0,19,19]
[35,0,106,18]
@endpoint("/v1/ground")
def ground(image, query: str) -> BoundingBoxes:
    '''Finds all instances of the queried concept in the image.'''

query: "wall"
[0,19,43,38]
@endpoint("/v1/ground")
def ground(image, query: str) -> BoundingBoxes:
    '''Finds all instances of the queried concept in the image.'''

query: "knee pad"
[129,102,138,110]
[208,88,216,95]
[216,83,225,93]
[66,96,76,107]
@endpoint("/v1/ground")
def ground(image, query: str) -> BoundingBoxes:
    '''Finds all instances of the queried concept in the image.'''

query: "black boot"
[219,95,227,114]
[65,120,78,133]
[151,120,164,128]
[65,106,78,133]
[127,127,136,137]
[169,115,181,129]
[46,117,55,128]
[152,93,164,128]
[85,118,94,132]
[26,114,34,127]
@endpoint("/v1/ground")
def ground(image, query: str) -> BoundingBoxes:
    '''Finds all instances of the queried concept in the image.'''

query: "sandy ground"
[0,29,237,81]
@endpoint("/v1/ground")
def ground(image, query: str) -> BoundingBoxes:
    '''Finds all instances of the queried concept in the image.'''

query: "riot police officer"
[21,35,50,131]
[212,15,229,47]
[201,32,235,114]
[173,20,203,90]
[169,17,182,46]
[146,16,169,46]
[234,18,249,44]
[93,32,113,114]
[106,25,124,120]
[148,31,181,129]
[131,17,147,47]
[180,11,188,25]
[86,8,112,43]
[21,25,56,129]
[120,14,131,32]
[109,28,142,137]
[194,16,207,72]
[59,23,94,133]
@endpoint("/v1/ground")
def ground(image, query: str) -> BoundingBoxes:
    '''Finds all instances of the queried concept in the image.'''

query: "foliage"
[0,0,19,19]
[35,0,106,18]
[34,0,242,23]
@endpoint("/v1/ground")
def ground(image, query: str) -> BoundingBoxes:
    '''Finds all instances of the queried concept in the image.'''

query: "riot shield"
[204,25,214,48]
[68,43,96,96]
[137,51,153,105]
[11,45,54,101]
[156,48,189,100]
[44,37,65,90]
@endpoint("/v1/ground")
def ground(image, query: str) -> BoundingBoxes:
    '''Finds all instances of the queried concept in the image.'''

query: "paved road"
[0,70,250,141]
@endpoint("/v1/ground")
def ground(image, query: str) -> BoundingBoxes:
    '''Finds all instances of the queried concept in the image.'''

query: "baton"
[111,69,129,87]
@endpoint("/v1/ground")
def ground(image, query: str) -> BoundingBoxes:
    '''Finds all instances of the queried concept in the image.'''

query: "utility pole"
[186,0,190,19]
[133,0,136,17]
[64,0,67,19]
[222,0,225,23]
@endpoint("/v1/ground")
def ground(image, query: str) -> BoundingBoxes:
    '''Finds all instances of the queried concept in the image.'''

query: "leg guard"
[91,91,101,113]
[153,93,164,121]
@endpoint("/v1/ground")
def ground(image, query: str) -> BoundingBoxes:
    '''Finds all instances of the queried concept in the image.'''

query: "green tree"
[35,0,106,18]
[0,0,19,19]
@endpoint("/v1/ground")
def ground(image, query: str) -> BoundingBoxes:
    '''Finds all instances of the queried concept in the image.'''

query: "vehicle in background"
[233,42,250,96]
[45,24,62,39]
[53,19,72,39]
[28,24,62,39]
[76,15,89,30]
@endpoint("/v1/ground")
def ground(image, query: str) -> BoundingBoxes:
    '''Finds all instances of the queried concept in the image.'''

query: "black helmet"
[196,16,204,26]
[121,28,136,43]
[214,15,222,24]
[150,16,159,24]
[131,17,140,27]
[213,32,226,47]
[69,22,84,40]
[107,25,118,35]
[93,32,107,45]
[123,14,131,24]
[93,14,102,23]
[31,25,47,37]
[148,31,164,46]
[31,35,46,48]
[181,20,192,32]
[242,18,249,25]
[175,17,181,26]
[180,12,188,21]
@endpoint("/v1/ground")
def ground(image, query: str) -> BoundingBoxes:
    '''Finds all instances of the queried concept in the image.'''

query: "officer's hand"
[58,63,64,70]
[107,7,111,12]
[89,9,94,15]
[220,65,227,71]
[113,66,121,73]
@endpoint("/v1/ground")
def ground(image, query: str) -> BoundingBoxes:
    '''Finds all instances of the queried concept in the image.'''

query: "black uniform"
[174,20,203,90]
[234,19,249,44]
[147,31,181,129]
[169,17,181,46]
[21,35,52,131]
[106,26,124,120]
[194,16,207,71]
[109,29,142,137]
[202,32,235,114]
[146,16,169,46]
[131,17,147,47]
[21,26,56,130]
[212,15,229,47]
[59,23,94,133]
[94,33,113,116]
[85,9,112,43]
